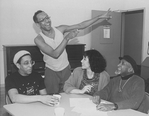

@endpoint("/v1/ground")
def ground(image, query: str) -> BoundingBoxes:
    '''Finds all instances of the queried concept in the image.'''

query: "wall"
[1,0,148,85]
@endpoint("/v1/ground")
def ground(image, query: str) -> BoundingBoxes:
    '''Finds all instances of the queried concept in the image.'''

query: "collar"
[121,73,134,80]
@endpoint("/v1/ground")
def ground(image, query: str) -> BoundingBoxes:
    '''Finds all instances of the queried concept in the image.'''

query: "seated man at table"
[5,50,58,106]
[92,55,149,114]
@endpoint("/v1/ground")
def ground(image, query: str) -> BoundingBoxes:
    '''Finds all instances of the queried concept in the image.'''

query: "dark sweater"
[94,75,149,114]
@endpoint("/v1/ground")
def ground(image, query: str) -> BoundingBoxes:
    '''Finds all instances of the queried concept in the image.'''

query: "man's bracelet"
[114,103,118,110]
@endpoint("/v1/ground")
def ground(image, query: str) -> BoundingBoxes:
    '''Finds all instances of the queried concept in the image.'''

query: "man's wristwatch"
[114,103,118,110]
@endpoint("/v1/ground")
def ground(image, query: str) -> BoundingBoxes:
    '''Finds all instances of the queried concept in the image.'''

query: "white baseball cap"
[13,50,30,65]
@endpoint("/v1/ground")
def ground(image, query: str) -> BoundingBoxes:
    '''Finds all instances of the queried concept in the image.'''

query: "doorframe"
[120,8,145,59]
[120,8,145,76]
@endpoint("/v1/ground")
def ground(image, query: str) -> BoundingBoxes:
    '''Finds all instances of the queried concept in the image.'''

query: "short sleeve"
[5,75,16,92]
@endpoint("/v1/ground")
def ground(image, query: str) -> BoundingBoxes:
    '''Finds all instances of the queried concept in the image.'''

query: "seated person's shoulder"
[73,67,83,73]
[101,71,110,77]
[133,75,145,83]
[5,72,19,92]
[6,72,19,80]
[70,67,84,77]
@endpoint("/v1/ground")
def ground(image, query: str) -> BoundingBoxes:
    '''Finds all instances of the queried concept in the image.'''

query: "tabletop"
[3,93,148,116]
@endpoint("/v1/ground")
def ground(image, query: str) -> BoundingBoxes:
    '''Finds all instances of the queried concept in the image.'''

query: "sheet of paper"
[103,27,110,38]
[100,99,113,104]
[69,98,95,108]
[71,106,108,116]
[80,111,108,116]
[69,98,108,116]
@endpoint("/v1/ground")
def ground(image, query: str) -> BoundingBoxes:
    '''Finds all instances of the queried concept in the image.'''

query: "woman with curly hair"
[63,49,110,96]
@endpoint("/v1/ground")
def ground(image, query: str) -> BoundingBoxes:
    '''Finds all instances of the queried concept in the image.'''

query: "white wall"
[1,0,148,85]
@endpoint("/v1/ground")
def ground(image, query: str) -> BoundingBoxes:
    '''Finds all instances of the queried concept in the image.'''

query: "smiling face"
[115,59,133,75]
[36,12,52,31]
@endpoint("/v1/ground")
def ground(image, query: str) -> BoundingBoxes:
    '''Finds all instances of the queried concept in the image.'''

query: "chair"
[5,94,12,116]
[5,94,12,104]
[146,92,149,114]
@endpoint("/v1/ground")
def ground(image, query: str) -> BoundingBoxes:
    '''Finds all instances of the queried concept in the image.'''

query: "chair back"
[146,92,149,114]
[6,94,12,104]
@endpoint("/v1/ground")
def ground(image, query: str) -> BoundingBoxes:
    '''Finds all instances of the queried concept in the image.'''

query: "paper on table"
[80,111,108,116]
[72,107,108,116]
[70,98,111,107]
[70,98,95,108]
[70,98,108,116]
[100,99,113,104]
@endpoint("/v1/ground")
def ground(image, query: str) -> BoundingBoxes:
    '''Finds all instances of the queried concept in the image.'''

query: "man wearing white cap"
[5,50,59,106]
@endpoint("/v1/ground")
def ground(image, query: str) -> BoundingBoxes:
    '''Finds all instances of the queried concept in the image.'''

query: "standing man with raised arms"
[33,9,111,95]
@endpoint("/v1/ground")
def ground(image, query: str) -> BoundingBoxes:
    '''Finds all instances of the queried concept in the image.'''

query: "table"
[3,93,148,116]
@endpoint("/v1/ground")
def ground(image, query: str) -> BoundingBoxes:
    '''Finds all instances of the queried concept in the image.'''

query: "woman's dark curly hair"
[83,49,107,73]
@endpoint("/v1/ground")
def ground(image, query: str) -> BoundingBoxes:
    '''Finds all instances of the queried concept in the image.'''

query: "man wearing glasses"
[5,50,59,106]
[33,9,111,95]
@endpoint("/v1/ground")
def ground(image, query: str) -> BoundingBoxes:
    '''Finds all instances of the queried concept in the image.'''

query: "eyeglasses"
[38,16,50,23]
[23,61,35,66]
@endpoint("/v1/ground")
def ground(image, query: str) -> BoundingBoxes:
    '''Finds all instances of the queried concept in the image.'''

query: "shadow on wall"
[33,23,41,35]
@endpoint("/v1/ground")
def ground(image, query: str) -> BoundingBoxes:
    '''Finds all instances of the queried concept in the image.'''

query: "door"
[91,10,122,76]
[91,9,144,76]
[121,10,143,75]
